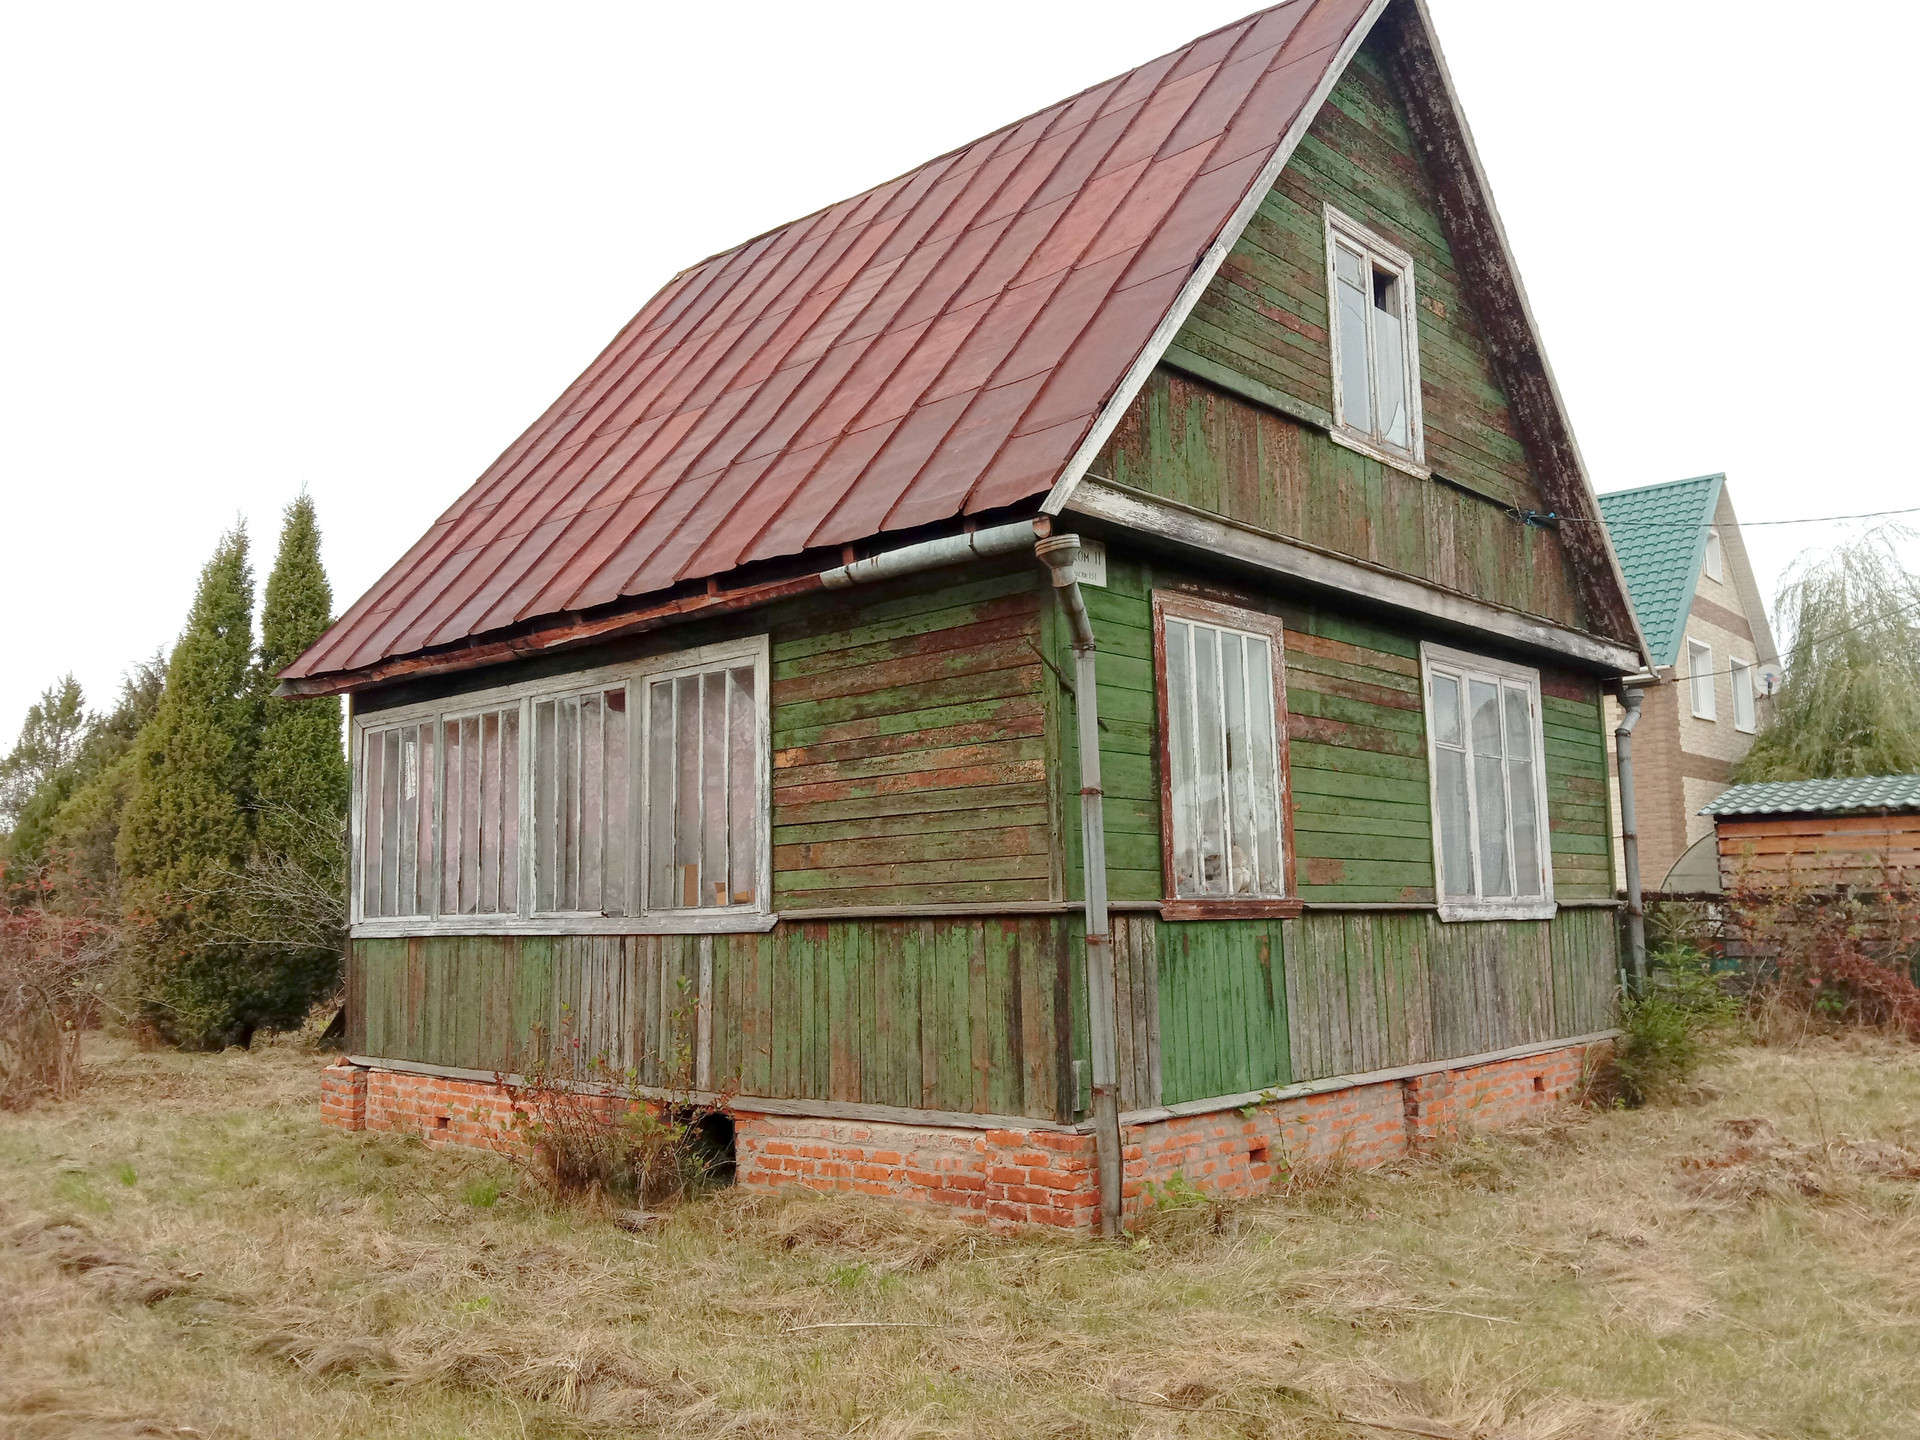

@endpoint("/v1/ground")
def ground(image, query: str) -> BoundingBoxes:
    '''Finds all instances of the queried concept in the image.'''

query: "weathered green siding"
[770,562,1054,909]
[1095,32,1586,629]
[351,917,1072,1122]
[1061,549,1615,907]
[1065,906,1617,1110]
[350,903,1616,1121]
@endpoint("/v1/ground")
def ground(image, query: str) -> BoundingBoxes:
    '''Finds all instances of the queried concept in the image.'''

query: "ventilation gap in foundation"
[434,1114,450,1133]
[692,1110,736,1185]
[1248,1141,1270,1165]
[1532,1075,1545,1093]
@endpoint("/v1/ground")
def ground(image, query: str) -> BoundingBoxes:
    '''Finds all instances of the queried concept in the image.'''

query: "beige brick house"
[1598,476,1779,890]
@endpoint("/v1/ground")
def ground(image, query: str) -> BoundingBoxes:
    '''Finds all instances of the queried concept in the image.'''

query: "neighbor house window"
[1704,527,1723,582]
[1326,207,1422,463]
[1421,643,1555,921]
[1687,638,1716,720]
[1152,593,1295,917]
[1730,656,1756,733]
[351,637,771,933]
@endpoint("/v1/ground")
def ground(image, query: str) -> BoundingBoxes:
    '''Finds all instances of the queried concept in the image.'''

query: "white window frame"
[1324,205,1426,471]
[1704,527,1723,583]
[1729,656,1756,733]
[1687,638,1717,721]
[1419,642,1557,923]
[349,636,774,937]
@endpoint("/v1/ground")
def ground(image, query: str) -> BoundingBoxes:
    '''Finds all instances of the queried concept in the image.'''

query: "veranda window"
[1153,594,1294,916]
[351,637,770,933]
[1421,643,1555,921]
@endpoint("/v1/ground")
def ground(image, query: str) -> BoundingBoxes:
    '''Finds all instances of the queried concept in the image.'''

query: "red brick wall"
[734,1116,1099,1231]
[322,1041,1604,1231]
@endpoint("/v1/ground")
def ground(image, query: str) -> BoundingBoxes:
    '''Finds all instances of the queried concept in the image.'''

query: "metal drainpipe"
[1034,534,1123,1240]
[1614,677,1654,991]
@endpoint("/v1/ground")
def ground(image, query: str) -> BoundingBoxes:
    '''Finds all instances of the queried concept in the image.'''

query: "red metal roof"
[289,0,1380,685]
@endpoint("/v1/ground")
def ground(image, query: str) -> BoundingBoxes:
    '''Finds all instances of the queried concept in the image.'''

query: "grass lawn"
[2,1032,1917,1439]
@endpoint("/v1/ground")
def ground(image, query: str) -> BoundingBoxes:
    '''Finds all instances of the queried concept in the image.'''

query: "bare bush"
[497,1006,733,1212]
[0,873,115,1108]
[1724,868,1920,1040]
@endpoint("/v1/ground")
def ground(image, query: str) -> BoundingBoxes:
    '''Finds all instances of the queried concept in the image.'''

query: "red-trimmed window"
[1151,593,1297,919]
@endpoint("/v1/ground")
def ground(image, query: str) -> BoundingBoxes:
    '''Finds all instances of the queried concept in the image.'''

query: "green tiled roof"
[1702,775,1920,817]
[1595,474,1723,668]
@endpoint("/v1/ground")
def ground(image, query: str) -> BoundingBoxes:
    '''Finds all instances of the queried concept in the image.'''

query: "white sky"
[3,0,1916,734]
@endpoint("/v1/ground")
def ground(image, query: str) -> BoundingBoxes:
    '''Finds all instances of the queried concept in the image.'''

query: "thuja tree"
[3,661,165,907]
[117,526,265,1048]
[242,495,349,1013]
[0,676,87,837]
[1736,530,1920,783]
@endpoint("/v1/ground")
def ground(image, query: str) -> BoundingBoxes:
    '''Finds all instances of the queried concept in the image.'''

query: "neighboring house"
[1705,776,1920,891]
[1598,475,1780,891]
[290,0,1649,1232]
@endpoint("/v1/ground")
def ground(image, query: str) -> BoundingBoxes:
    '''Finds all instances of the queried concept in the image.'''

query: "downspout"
[1034,534,1123,1240]
[1613,675,1655,991]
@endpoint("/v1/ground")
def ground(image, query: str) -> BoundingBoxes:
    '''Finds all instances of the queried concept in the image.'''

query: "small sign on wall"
[1069,538,1107,588]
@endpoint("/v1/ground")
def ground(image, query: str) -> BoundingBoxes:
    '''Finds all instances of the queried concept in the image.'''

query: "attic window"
[1326,207,1422,463]
[1704,527,1723,582]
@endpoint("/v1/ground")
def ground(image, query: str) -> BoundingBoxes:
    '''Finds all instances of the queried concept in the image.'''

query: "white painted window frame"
[1704,527,1723,583]
[1687,637,1717,721]
[1419,642,1557,923]
[349,636,775,938]
[1324,205,1426,470]
[1729,656,1756,733]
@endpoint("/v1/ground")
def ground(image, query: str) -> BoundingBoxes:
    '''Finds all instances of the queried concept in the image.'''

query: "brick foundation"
[321,1040,1603,1231]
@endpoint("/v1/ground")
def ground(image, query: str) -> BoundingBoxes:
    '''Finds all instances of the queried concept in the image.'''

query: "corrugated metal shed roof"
[1594,474,1722,669]
[1703,775,1920,817]
[287,0,1380,685]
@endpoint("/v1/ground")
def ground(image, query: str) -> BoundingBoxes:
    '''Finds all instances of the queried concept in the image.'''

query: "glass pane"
[675,675,702,907]
[1732,662,1754,729]
[1430,672,1463,748]
[497,708,520,912]
[438,720,461,914]
[1165,621,1200,896]
[701,672,729,909]
[1504,685,1541,898]
[361,734,385,916]
[603,688,628,914]
[647,680,677,908]
[414,723,436,915]
[726,668,757,906]
[398,727,419,916]
[532,700,556,912]
[478,712,500,913]
[1243,636,1282,892]
[1220,635,1255,894]
[580,693,604,911]
[1435,746,1474,898]
[1469,679,1511,897]
[1335,244,1372,434]
[459,716,482,914]
[1191,625,1227,896]
[1372,268,1408,449]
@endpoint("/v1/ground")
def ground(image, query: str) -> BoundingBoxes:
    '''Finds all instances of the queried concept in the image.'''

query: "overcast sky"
[3,0,1915,735]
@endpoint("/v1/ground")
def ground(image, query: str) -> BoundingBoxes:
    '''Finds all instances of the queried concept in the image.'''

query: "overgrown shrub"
[1608,940,1740,1107]
[1725,870,1920,1039]
[0,878,114,1108]
[498,1008,731,1211]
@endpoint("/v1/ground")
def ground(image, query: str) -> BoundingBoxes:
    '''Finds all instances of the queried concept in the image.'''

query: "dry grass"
[2,1034,1918,1439]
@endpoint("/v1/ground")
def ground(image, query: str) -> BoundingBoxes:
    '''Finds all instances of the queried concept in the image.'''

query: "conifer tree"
[246,495,348,1015]
[117,526,262,1047]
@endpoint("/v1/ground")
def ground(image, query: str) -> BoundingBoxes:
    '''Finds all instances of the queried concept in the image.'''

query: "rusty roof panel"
[290,0,1381,685]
